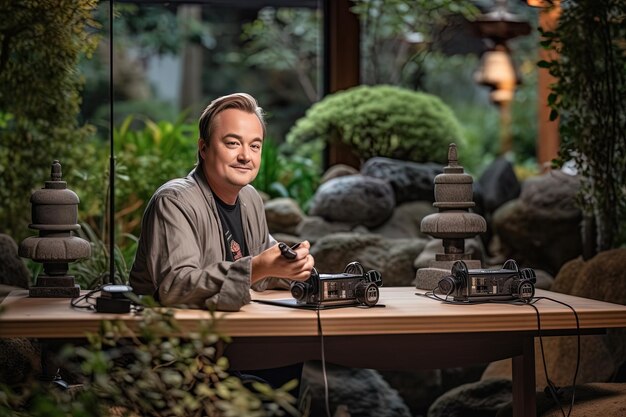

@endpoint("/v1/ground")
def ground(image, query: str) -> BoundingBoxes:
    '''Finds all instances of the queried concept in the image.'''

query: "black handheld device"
[279,242,300,259]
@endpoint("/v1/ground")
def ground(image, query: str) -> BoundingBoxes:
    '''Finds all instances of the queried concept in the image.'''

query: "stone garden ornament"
[19,160,90,297]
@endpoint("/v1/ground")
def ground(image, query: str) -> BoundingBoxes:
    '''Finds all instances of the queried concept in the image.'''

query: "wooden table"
[2,287,626,417]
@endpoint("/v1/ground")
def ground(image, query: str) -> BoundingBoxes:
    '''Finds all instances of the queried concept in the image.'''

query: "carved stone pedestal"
[19,161,90,298]
[415,145,486,290]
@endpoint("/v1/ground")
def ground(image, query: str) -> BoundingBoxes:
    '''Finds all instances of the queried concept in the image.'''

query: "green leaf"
[547,93,558,106]
[539,39,552,48]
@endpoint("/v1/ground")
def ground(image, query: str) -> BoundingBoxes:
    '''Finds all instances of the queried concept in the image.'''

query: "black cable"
[417,287,581,417]
[316,308,332,417]
[417,287,538,306]
[526,301,567,417]
[534,296,581,417]
[70,286,104,310]
[71,286,144,314]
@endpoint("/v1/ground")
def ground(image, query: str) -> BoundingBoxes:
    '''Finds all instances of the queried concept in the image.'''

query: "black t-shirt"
[212,191,249,261]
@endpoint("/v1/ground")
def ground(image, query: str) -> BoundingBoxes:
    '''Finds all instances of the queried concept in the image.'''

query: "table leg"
[512,336,536,417]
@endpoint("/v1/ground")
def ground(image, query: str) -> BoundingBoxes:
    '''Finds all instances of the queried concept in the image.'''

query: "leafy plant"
[0,308,300,417]
[0,381,103,417]
[252,139,320,211]
[242,7,320,103]
[73,115,198,242]
[0,0,100,242]
[351,0,479,88]
[540,0,626,252]
[112,3,215,60]
[69,222,136,289]
[74,308,300,417]
[286,85,464,164]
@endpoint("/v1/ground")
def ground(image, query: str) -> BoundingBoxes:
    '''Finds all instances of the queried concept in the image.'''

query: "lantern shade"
[471,0,532,42]
[472,9,531,42]
[474,48,517,89]
[527,0,555,7]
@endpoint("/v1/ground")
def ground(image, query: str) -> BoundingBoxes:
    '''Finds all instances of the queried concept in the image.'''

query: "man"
[130,93,314,311]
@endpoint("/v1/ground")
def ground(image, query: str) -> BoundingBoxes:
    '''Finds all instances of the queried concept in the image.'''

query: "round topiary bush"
[286,85,463,164]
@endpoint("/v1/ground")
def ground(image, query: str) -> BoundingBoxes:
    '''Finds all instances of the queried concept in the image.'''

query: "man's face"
[199,108,263,197]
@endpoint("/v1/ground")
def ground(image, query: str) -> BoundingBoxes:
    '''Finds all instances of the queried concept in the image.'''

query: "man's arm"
[250,239,314,291]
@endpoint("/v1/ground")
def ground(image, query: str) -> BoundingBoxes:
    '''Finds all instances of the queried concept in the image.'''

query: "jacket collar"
[191,165,217,209]
[190,165,254,257]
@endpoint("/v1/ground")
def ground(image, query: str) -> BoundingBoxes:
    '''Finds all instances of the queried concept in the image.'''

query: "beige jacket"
[129,167,288,311]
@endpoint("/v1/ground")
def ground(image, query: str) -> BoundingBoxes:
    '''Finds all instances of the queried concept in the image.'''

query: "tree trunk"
[178,5,203,116]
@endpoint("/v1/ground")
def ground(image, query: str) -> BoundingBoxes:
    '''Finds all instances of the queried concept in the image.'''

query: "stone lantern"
[19,160,91,297]
[415,144,486,290]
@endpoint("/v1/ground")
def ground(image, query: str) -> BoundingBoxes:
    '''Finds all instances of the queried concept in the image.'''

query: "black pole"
[108,0,116,285]
[322,0,330,170]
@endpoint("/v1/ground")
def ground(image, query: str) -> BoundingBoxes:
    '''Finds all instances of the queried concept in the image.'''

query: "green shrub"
[0,308,299,417]
[286,85,463,164]
[0,0,100,242]
[73,115,198,242]
[75,308,300,417]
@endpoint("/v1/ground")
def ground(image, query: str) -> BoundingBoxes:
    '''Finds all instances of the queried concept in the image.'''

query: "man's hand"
[251,241,314,284]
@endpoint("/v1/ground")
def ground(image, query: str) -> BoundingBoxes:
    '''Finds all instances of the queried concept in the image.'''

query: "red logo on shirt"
[231,240,243,260]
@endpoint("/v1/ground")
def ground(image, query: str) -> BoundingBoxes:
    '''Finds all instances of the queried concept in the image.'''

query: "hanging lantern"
[474,43,518,104]
[471,0,531,105]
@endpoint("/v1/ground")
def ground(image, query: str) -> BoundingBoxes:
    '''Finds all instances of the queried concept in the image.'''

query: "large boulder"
[380,365,488,417]
[551,248,626,306]
[361,157,443,204]
[482,249,626,388]
[427,378,513,417]
[310,233,427,287]
[264,198,304,235]
[533,269,555,290]
[270,233,301,248]
[492,171,582,274]
[301,361,412,417]
[379,369,445,417]
[477,158,520,251]
[0,236,39,386]
[371,201,437,239]
[478,157,521,214]
[551,249,626,372]
[0,234,30,289]
[481,334,615,390]
[0,338,41,384]
[308,175,395,228]
[495,383,626,417]
[295,216,369,245]
[320,164,359,184]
